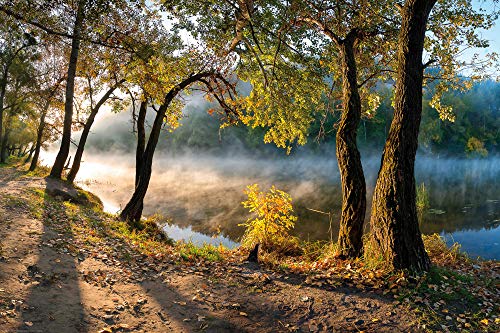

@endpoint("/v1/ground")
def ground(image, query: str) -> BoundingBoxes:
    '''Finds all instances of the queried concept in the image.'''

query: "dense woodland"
[0,0,499,273]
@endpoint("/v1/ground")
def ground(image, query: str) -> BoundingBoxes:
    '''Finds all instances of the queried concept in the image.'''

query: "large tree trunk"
[120,72,214,223]
[50,0,85,178]
[67,81,123,183]
[335,32,366,258]
[369,0,436,272]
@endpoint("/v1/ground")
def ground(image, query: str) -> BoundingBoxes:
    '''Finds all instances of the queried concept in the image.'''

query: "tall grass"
[416,182,429,214]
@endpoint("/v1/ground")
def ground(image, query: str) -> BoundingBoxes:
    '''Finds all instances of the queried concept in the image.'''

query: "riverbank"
[0,163,498,332]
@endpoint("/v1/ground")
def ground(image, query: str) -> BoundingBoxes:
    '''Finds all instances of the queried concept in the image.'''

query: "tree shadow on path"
[17,182,88,333]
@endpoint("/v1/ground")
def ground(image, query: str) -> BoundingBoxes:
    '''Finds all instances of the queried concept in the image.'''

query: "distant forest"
[86,79,499,158]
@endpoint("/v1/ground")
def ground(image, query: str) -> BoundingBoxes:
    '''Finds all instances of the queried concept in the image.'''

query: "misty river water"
[41,151,500,260]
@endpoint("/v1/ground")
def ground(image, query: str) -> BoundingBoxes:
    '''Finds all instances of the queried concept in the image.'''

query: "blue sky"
[459,1,500,75]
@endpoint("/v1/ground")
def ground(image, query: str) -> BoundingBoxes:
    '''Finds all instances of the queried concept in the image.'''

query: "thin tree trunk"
[17,145,25,157]
[0,127,11,163]
[50,0,85,178]
[335,31,366,258]
[24,144,35,163]
[129,99,148,219]
[30,107,48,171]
[135,99,147,186]
[120,72,215,223]
[30,77,65,171]
[369,0,436,272]
[0,68,8,155]
[67,80,124,183]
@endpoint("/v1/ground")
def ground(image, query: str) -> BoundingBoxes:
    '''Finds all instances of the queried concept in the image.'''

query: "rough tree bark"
[120,72,215,223]
[130,98,148,218]
[66,80,124,183]
[297,18,368,258]
[50,0,85,178]
[335,30,366,258]
[369,0,436,272]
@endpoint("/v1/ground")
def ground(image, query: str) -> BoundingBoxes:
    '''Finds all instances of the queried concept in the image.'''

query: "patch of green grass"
[412,267,476,304]
[24,164,51,178]
[74,186,104,210]
[177,242,224,262]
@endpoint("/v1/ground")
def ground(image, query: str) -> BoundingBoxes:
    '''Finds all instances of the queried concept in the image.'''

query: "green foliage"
[240,184,299,254]
[177,242,224,262]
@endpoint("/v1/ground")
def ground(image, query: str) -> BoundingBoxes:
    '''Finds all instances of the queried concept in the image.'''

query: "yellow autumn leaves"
[239,184,299,254]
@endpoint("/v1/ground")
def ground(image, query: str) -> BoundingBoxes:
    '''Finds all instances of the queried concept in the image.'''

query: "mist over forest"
[83,79,500,159]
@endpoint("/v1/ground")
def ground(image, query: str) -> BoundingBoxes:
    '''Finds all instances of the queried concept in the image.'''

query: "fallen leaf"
[24,321,33,327]
[239,312,248,317]
[98,328,112,333]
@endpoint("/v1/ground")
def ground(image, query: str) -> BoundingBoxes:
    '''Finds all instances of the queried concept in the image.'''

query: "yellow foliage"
[239,184,299,254]
[466,137,488,157]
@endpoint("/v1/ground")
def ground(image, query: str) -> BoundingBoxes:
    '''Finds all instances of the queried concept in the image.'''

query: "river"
[40,151,499,260]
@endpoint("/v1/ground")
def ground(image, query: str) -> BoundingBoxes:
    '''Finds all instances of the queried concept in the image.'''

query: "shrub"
[240,184,300,254]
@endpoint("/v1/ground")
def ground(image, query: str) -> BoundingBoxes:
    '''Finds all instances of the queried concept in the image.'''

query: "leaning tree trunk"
[67,81,124,183]
[24,144,35,163]
[335,32,366,258]
[29,107,48,171]
[50,0,85,179]
[120,101,169,222]
[369,0,436,272]
[120,72,214,223]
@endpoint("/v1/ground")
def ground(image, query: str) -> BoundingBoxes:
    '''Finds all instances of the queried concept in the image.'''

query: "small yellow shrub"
[240,184,299,254]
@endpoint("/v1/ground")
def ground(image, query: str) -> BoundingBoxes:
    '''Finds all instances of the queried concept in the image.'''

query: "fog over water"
[36,90,500,257]
[40,149,500,259]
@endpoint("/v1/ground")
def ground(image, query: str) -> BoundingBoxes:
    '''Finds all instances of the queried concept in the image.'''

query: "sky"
[462,1,500,74]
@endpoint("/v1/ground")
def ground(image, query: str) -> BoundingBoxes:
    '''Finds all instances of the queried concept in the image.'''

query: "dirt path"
[0,167,420,333]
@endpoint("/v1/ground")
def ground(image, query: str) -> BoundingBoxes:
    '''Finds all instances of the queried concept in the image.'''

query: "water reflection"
[41,151,499,259]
